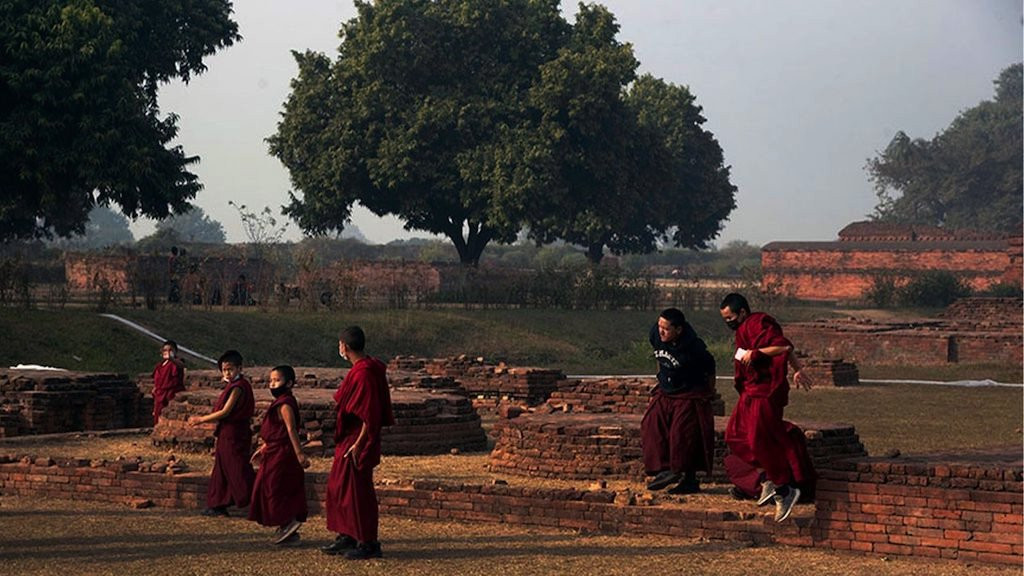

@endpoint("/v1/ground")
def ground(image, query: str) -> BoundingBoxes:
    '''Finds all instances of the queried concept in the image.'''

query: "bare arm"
[188,388,240,425]
[280,403,309,469]
[739,345,792,365]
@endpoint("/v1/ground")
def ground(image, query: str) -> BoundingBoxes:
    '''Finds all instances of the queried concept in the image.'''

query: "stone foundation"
[0,447,1018,566]
[488,413,867,481]
[0,370,149,437]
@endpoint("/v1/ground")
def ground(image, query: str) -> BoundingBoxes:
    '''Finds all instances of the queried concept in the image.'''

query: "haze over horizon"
[136,0,1022,249]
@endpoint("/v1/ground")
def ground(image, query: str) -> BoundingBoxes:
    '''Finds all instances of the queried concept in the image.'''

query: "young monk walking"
[720,293,815,522]
[249,365,310,545]
[188,349,255,517]
[320,326,394,560]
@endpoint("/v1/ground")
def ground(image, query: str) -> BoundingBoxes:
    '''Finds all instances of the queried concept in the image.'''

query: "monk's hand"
[740,349,754,365]
[793,369,813,391]
[299,455,310,469]
[187,415,202,426]
[344,443,360,460]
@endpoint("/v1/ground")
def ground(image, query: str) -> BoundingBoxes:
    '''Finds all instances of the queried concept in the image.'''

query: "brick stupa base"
[489,413,866,481]
[153,384,487,456]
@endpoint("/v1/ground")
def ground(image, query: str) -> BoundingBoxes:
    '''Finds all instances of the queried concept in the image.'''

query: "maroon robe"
[724,312,816,489]
[249,392,308,527]
[206,376,255,509]
[325,357,395,543]
[152,359,185,425]
[641,387,716,476]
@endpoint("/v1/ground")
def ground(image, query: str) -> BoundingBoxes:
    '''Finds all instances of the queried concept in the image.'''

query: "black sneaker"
[274,520,302,544]
[728,486,752,500]
[646,470,682,491]
[320,535,358,555]
[200,507,229,517]
[275,531,301,546]
[666,480,701,495]
[345,541,383,560]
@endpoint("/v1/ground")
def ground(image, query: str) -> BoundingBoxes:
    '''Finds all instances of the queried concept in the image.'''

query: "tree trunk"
[586,242,604,265]
[445,221,494,267]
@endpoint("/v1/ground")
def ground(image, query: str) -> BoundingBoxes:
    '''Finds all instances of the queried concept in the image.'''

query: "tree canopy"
[155,204,226,243]
[47,205,134,250]
[271,0,735,265]
[0,0,240,242]
[867,63,1022,233]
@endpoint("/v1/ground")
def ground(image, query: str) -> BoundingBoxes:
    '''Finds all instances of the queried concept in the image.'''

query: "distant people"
[229,274,251,306]
[642,308,717,494]
[151,340,185,425]
[167,247,182,303]
[249,365,310,546]
[188,349,256,517]
[321,326,395,560]
[719,293,816,522]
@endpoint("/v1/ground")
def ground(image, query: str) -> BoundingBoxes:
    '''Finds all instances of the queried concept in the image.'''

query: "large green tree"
[271,0,734,266]
[271,0,568,266]
[0,0,240,242]
[501,4,736,264]
[867,63,1022,232]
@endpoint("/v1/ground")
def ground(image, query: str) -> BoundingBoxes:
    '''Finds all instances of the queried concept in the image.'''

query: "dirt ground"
[0,496,1019,576]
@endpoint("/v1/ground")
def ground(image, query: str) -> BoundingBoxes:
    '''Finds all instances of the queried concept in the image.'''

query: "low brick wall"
[152,386,487,456]
[801,359,860,387]
[0,370,150,437]
[786,321,1023,366]
[488,413,867,481]
[1,448,1018,566]
[545,377,727,416]
[814,449,1023,564]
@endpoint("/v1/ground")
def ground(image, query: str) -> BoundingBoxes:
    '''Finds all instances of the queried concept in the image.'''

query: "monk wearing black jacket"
[641,308,717,494]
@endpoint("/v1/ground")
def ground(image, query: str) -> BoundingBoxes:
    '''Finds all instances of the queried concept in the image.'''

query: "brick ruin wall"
[1,447,1019,566]
[145,367,487,456]
[0,370,149,437]
[488,413,866,481]
[787,297,1023,366]
[761,242,1019,302]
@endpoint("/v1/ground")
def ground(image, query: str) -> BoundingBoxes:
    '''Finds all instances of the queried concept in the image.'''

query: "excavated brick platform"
[488,413,866,481]
[150,367,486,456]
[0,446,1018,566]
[0,370,150,437]
[545,376,726,416]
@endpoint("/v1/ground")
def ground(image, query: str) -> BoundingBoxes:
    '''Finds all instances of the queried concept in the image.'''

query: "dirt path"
[0,496,1016,576]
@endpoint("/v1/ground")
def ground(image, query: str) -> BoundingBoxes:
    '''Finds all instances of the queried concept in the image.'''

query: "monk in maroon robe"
[152,340,185,424]
[322,326,395,560]
[720,293,814,522]
[188,349,255,516]
[249,365,309,545]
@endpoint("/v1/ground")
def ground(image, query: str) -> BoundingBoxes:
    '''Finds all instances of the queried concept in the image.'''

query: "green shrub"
[895,271,971,308]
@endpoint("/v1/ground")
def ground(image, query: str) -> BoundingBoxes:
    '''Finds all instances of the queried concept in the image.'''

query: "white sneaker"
[274,519,302,544]
[756,480,777,506]
[774,487,801,522]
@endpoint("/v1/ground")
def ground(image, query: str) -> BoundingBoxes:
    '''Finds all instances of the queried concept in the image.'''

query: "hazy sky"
[146,0,1022,247]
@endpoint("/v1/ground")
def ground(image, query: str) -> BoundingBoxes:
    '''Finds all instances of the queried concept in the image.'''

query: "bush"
[865,275,899,308]
[895,271,971,308]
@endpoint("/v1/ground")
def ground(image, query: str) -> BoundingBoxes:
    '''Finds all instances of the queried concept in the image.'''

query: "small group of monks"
[178,326,393,560]
[149,293,809,558]
[642,292,816,523]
